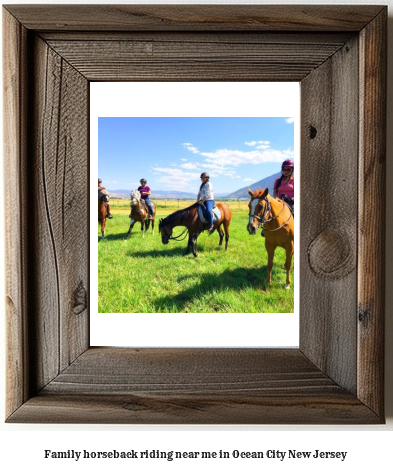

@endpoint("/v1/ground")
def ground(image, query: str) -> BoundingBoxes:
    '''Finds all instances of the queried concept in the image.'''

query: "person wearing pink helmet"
[273,159,294,214]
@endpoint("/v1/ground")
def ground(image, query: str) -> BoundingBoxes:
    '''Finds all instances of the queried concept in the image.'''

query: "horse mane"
[161,202,199,227]
[130,189,141,199]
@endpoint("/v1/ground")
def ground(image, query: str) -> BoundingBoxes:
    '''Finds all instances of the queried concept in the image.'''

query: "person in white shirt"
[197,172,215,232]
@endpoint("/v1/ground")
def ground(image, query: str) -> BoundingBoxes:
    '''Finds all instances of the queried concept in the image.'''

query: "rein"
[251,197,292,232]
[168,227,189,241]
[163,207,199,241]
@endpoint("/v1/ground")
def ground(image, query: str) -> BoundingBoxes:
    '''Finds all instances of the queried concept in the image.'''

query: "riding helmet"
[140,178,147,183]
[98,178,102,183]
[200,172,209,179]
[281,159,294,169]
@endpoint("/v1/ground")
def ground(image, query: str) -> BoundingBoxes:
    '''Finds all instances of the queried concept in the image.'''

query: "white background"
[1,1,392,473]
[90,82,300,347]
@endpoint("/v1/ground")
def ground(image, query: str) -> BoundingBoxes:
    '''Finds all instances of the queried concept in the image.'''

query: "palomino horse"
[159,202,232,257]
[247,188,294,289]
[126,190,156,239]
[98,194,109,240]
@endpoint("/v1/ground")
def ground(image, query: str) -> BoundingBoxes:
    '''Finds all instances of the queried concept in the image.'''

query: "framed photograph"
[4,5,386,423]
[91,82,299,348]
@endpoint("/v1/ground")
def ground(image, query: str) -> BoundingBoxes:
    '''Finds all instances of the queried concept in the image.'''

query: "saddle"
[281,194,294,215]
[99,188,110,202]
[197,204,221,224]
[140,199,152,213]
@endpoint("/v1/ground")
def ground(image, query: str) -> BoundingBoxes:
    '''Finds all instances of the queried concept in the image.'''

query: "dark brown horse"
[98,194,109,240]
[126,190,156,239]
[247,188,294,289]
[159,202,232,257]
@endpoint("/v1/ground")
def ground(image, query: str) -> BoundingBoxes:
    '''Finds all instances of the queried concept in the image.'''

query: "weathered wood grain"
[40,31,354,44]
[358,9,387,417]
[45,38,348,82]
[3,5,386,424]
[3,8,30,418]
[3,5,384,32]
[7,348,379,424]
[30,36,89,388]
[300,36,359,394]
[9,392,379,425]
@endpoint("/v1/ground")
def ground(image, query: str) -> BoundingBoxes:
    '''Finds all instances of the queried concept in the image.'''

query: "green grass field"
[98,199,294,313]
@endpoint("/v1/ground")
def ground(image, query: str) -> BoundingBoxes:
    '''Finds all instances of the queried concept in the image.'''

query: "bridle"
[250,196,292,232]
[160,207,200,242]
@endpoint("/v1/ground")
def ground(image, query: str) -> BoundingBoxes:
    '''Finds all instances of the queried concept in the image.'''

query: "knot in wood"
[309,125,317,139]
[73,281,87,315]
[308,228,355,279]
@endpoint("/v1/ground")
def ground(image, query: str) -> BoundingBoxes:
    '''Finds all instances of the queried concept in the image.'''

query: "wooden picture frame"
[3,5,386,424]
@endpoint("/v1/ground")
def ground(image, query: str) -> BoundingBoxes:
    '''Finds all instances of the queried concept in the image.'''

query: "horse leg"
[217,224,224,246]
[151,218,155,236]
[101,218,106,240]
[125,219,135,240]
[185,234,193,255]
[192,231,202,257]
[223,220,230,250]
[284,241,294,290]
[265,240,276,285]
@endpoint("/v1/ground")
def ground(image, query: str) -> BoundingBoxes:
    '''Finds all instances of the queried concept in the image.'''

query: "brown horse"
[126,190,156,239]
[159,202,232,257]
[247,188,294,289]
[98,194,109,240]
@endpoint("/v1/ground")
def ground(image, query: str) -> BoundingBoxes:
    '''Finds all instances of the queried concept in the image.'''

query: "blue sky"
[98,117,294,194]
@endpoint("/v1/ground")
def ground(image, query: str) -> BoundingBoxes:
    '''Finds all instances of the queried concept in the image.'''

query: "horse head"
[130,190,141,207]
[159,217,171,244]
[247,188,269,234]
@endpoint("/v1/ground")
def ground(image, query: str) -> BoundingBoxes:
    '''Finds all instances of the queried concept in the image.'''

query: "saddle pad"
[197,205,221,224]
[99,188,110,201]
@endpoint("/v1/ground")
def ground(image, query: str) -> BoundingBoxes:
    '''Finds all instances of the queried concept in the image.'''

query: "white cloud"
[151,167,201,189]
[183,143,200,154]
[286,117,295,123]
[180,162,200,170]
[245,140,270,147]
[200,148,291,167]
[156,139,294,190]
[256,144,271,150]
[282,149,295,156]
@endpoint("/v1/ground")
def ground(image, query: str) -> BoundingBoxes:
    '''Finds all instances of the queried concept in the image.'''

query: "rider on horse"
[273,159,294,215]
[138,179,154,219]
[197,172,215,232]
[98,178,113,218]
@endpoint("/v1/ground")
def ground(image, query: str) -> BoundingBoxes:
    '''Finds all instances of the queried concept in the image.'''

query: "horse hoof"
[285,285,291,290]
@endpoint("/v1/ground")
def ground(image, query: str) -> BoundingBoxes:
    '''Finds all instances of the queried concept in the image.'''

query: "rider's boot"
[106,203,113,219]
